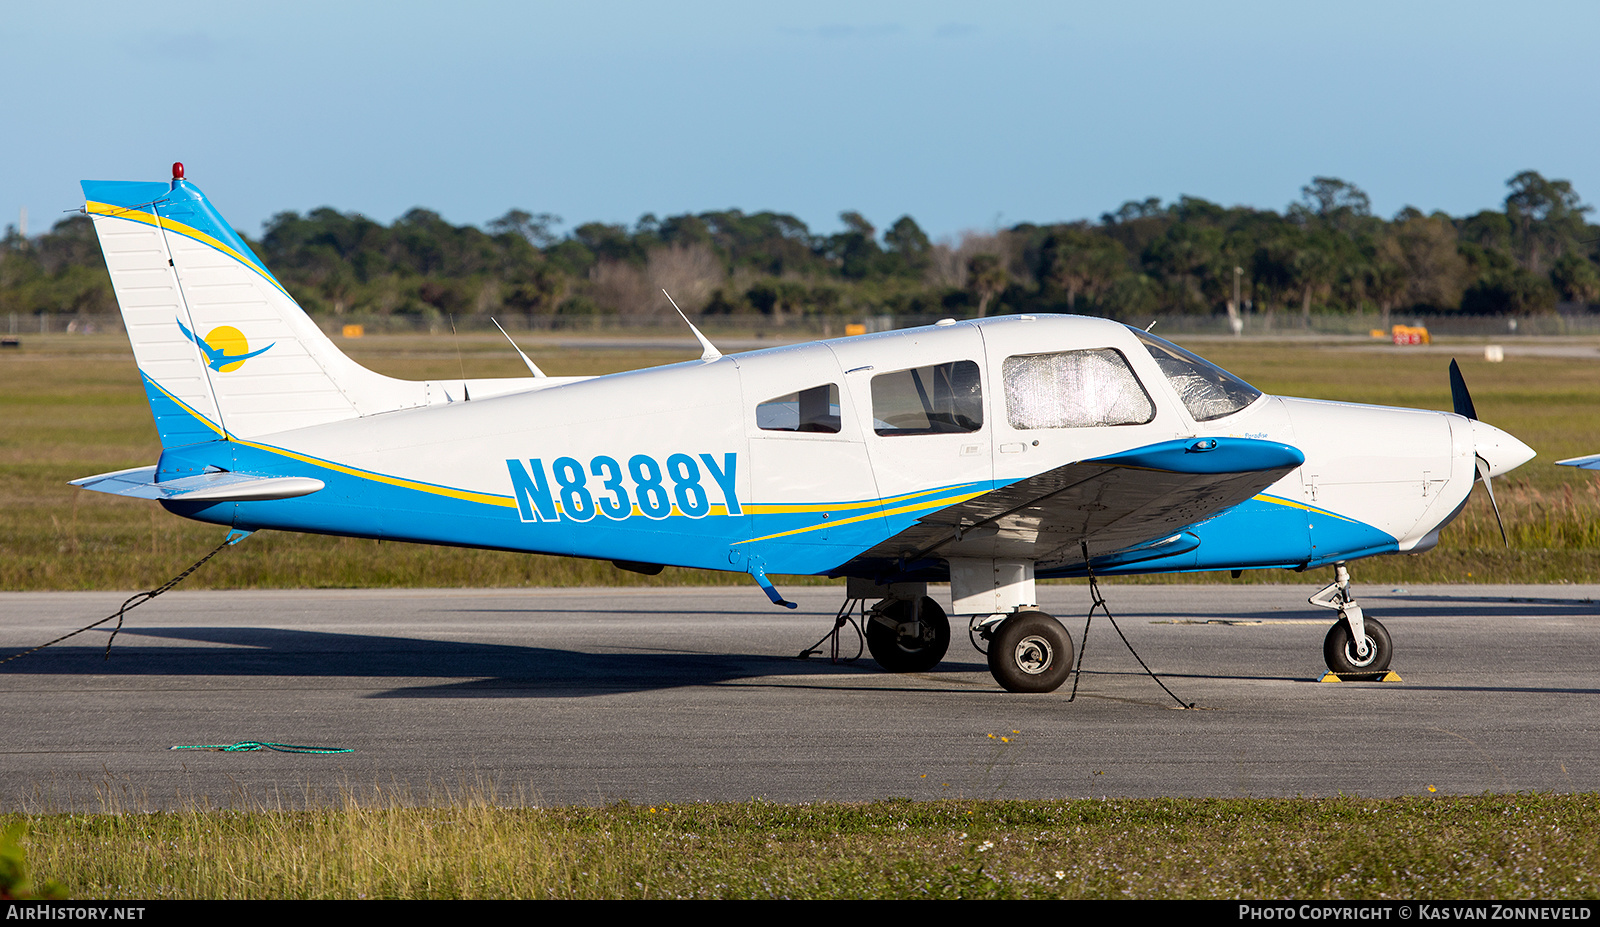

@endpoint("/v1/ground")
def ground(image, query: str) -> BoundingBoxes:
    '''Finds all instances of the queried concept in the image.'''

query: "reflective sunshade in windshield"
[1132,329,1262,422]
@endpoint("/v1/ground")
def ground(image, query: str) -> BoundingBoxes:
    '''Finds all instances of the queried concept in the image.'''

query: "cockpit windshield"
[1131,328,1262,422]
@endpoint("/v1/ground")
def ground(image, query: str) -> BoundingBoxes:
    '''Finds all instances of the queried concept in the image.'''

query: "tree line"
[3,171,1597,327]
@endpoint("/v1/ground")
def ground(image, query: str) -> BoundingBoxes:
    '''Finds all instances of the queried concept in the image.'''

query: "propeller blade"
[1449,359,1478,420]
[1475,455,1509,547]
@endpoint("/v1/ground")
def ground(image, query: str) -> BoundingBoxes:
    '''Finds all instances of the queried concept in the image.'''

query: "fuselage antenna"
[491,318,547,377]
[662,289,721,362]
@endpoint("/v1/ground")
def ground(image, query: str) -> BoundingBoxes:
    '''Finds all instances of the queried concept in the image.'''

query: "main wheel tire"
[1323,615,1392,674]
[865,597,950,672]
[987,611,1075,693]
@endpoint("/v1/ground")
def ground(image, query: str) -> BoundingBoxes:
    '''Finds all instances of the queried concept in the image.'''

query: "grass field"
[2,331,1599,591]
[8,792,1600,899]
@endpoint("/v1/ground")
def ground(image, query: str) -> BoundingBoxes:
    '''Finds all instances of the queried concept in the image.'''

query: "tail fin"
[83,168,434,447]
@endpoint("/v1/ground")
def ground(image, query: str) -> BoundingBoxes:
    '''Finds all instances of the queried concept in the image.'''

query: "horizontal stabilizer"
[71,466,324,501]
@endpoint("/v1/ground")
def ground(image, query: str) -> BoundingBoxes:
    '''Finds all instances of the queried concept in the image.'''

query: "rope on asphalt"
[0,534,235,666]
[1069,542,1193,709]
[169,742,352,754]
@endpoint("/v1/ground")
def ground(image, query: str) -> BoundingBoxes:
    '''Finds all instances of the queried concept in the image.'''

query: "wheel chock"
[1318,669,1402,683]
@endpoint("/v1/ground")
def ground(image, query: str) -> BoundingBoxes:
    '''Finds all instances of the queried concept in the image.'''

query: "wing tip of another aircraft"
[1555,454,1600,470]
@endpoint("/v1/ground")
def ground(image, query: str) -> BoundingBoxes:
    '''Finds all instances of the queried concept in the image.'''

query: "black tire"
[865,597,950,672]
[987,611,1075,693]
[1323,616,1392,674]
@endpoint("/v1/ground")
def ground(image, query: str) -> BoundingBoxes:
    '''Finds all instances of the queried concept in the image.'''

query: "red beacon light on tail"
[171,162,185,182]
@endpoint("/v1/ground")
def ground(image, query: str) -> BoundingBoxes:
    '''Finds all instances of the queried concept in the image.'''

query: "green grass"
[9,792,1600,899]
[3,333,1599,590]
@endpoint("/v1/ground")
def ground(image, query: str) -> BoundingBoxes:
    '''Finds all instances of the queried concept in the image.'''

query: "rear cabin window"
[870,361,984,436]
[1133,329,1262,422]
[1002,349,1155,429]
[757,384,842,433]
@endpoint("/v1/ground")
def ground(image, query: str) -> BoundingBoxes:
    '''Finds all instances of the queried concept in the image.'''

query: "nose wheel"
[1310,562,1397,677]
[1323,616,1392,674]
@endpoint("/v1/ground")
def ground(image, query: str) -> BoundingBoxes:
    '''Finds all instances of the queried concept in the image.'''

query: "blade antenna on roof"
[662,289,721,362]
[491,318,546,377]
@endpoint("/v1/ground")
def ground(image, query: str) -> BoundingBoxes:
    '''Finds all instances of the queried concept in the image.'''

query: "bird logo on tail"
[176,317,275,372]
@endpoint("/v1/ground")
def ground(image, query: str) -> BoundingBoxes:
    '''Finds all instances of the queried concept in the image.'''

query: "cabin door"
[830,326,995,519]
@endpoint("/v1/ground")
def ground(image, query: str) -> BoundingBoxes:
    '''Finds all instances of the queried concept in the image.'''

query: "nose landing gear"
[1310,562,1397,678]
[1323,615,1393,674]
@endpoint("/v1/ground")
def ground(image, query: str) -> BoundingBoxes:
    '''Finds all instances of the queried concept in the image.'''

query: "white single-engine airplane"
[72,166,1536,692]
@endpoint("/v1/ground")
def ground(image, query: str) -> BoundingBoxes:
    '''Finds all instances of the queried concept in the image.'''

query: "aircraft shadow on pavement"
[1112,595,1598,623]
[0,626,997,698]
[1360,594,1599,619]
[445,606,784,618]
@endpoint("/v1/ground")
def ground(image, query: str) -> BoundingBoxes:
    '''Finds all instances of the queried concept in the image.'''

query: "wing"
[837,437,1304,576]
[1556,454,1600,471]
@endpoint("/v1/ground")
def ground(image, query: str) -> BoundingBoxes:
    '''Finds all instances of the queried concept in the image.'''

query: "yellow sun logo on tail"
[176,318,275,372]
[204,326,253,372]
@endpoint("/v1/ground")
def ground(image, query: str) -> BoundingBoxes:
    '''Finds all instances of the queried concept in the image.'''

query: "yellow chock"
[1319,670,1403,683]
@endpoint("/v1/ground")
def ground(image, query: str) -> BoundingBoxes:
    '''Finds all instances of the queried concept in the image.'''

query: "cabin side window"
[870,361,984,436]
[1132,329,1262,422]
[1002,349,1155,429]
[756,384,842,433]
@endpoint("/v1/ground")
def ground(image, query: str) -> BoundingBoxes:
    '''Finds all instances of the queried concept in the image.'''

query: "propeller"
[1450,359,1507,546]
[1448,358,1477,421]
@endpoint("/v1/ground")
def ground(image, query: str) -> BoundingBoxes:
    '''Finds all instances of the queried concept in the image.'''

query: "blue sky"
[5,1,1597,242]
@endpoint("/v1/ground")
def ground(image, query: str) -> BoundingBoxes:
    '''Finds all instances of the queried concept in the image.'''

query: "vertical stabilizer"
[83,168,431,446]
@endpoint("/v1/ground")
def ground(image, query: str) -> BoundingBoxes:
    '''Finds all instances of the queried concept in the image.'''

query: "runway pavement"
[2,583,1597,810]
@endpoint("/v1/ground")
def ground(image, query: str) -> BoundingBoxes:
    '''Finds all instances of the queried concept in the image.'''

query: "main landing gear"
[973,610,1076,693]
[864,594,950,673]
[1309,561,1393,675]
[865,595,1074,693]
[844,567,1077,693]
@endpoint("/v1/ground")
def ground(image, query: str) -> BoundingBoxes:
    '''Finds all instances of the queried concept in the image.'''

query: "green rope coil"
[170,742,352,754]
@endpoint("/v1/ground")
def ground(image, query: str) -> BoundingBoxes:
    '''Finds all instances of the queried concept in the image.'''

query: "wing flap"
[840,437,1304,573]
